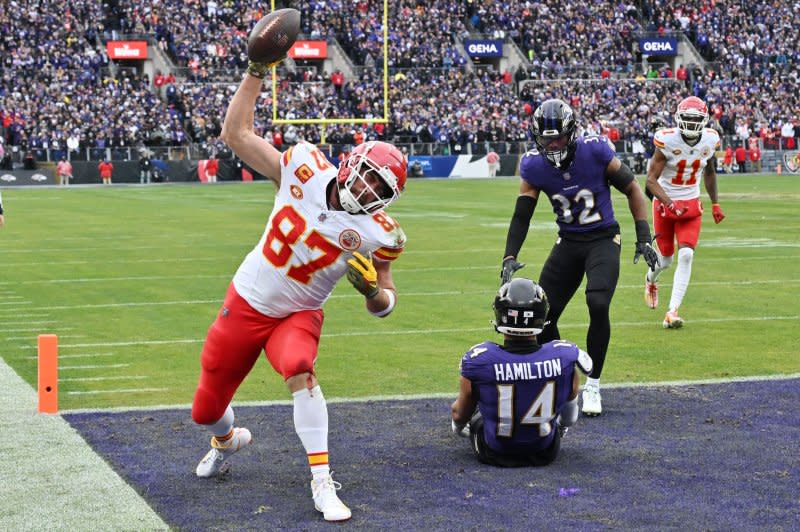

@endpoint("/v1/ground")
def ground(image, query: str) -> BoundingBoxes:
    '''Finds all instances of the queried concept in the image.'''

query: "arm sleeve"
[503,195,537,258]
[607,162,635,193]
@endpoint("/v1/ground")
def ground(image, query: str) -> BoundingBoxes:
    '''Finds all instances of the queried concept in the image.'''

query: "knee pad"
[677,247,694,266]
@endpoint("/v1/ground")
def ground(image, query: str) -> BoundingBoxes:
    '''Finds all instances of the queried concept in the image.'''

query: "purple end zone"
[64,378,800,530]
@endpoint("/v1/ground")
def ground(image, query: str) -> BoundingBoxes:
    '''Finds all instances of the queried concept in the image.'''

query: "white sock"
[293,385,330,479]
[669,247,694,311]
[585,378,600,390]
[209,405,234,438]
[647,252,672,283]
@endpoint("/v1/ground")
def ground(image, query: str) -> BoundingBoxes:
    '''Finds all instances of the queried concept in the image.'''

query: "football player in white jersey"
[190,58,407,522]
[645,96,726,328]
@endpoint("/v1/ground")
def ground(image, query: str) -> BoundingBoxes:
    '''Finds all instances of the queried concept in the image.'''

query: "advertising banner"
[106,41,148,60]
[463,39,504,58]
[638,37,678,56]
[289,41,328,60]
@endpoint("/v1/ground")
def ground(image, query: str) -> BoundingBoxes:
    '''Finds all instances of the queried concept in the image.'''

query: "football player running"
[644,96,725,329]
[451,278,593,466]
[500,99,658,417]
[190,57,407,522]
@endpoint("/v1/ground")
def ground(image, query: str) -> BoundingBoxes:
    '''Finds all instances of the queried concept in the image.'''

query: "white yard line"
[59,375,148,382]
[26,353,115,360]
[60,364,131,370]
[13,314,800,350]
[2,278,800,314]
[66,388,169,396]
[59,372,800,414]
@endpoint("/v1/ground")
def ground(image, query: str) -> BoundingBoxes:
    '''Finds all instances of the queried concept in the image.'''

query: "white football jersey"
[653,128,720,200]
[233,142,406,317]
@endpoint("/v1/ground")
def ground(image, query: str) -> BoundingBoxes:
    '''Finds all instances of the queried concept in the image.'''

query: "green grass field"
[1,174,798,411]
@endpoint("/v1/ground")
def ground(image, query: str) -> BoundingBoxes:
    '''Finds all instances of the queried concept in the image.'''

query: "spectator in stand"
[749,143,762,173]
[723,145,734,174]
[205,154,219,183]
[781,120,796,150]
[56,157,73,186]
[331,70,345,96]
[735,145,747,174]
[98,159,114,185]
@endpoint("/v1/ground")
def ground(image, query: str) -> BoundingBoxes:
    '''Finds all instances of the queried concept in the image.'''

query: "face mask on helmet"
[492,278,549,336]
[675,97,708,139]
[533,99,578,168]
[337,141,407,214]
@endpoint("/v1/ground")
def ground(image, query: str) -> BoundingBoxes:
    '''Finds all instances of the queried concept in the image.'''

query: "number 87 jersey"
[653,127,720,200]
[233,142,406,318]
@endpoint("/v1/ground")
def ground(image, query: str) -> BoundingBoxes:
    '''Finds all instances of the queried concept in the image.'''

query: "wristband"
[369,289,396,317]
[634,219,651,244]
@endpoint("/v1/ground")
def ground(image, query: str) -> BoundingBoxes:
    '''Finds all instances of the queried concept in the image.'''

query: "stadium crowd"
[1,0,799,162]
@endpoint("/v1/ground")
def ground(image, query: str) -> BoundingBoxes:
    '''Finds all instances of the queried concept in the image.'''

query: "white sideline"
[0,357,167,531]
[59,372,800,415]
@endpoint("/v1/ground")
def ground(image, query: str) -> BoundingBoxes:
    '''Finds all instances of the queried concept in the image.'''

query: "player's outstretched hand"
[346,252,379,298]
[712,203,725,224]
[634,241,660,271]
[500,256,525,285]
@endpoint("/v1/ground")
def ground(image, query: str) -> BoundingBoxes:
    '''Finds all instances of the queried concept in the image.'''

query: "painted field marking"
[26,353,114,360]
[1,321,59,325]
[3,327,75,333]
[59,364,131,370]
[66,388,168,396]
[15,315,800,350]
[3,277,800,314]
[8,334,86,341]
[57,372,800,414]
[60,375,148,382]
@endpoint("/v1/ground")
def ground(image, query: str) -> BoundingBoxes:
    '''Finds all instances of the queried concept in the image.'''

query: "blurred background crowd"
[1,0,798,168]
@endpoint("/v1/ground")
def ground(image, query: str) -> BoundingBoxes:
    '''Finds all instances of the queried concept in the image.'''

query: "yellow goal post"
[269,0,389,143]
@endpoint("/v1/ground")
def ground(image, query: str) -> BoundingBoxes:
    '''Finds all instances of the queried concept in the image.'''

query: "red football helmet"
[337,141,407,214]
[674,96,709,139]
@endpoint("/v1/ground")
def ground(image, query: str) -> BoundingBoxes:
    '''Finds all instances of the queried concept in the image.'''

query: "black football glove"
[633,220,660,271]
[500,256,525,285]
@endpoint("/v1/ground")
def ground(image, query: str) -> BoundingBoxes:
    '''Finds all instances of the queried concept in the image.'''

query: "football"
[247,8,301,65]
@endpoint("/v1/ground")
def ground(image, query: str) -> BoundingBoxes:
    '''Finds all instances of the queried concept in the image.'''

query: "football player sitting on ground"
[190,45,408,521]
[451,278,592,467]
[645,96,725,329]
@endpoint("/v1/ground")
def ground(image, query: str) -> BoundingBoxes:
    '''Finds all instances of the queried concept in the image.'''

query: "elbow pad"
[504,195,537,258]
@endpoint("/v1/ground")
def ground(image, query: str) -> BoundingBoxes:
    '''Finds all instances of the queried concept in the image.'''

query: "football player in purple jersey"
[451,278,592,467]
[500,99,658,417]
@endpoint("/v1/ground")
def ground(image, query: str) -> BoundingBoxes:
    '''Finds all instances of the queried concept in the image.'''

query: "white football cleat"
[196,427,252,478]
[311,474,351,522]
[645,275,659,309]
[663,309,684,329]
[581,386,602,417]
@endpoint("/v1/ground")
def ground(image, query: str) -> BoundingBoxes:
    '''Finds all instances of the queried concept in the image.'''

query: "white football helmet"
[674,96,709,139]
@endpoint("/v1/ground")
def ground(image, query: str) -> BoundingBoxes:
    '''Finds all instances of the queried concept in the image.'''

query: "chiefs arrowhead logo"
[338,229,361,251]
